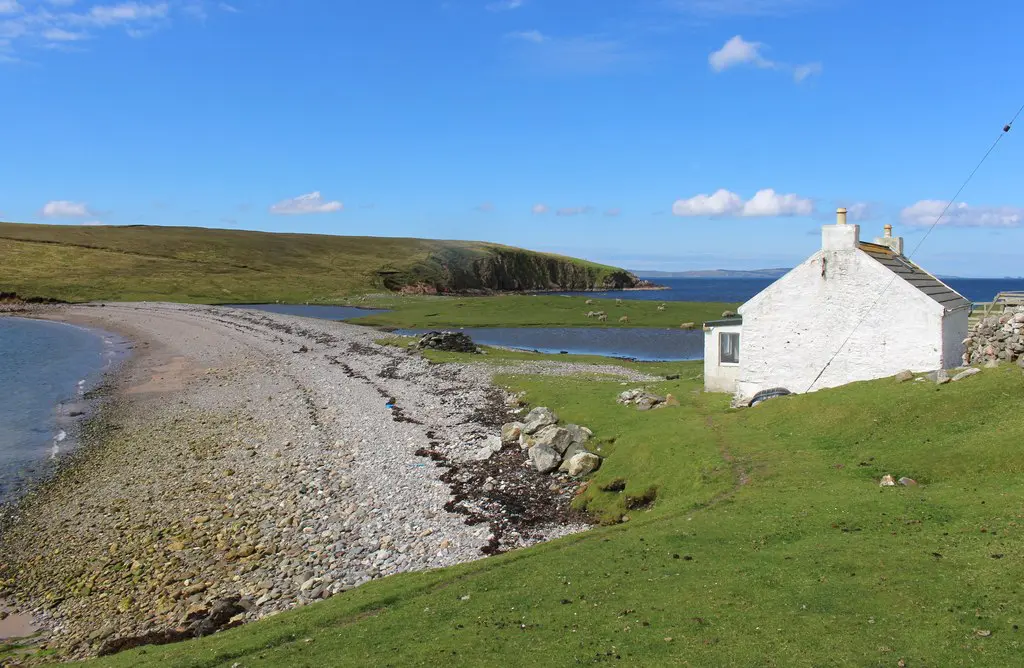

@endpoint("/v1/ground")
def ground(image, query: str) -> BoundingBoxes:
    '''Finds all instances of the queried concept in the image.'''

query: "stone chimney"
[873,223,904,255]
[822,207,859,251]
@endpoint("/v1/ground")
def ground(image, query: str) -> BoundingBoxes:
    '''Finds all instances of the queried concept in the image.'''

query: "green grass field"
[86,355,1024,667]
[0,222,631,303]
[351,294,736,329]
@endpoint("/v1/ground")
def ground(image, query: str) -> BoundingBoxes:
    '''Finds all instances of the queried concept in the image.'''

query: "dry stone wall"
[964,306,1024,366]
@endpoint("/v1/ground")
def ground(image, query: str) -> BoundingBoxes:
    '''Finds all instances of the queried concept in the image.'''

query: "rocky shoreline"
[0,303,654,661]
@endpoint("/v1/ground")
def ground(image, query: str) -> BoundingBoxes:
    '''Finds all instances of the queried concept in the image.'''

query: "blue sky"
[2,0,1023,276]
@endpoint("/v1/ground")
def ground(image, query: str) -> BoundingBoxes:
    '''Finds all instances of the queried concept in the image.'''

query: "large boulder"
[532,425,574,455]
[529,445,562,474]
[416,331,479,353]
[522,407,558,434]
[567,452,602,476]
[501,422,524,445]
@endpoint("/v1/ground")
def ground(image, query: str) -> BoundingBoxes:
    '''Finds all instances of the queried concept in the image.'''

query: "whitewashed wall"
[704,323,742,392]
[734,248,950,400]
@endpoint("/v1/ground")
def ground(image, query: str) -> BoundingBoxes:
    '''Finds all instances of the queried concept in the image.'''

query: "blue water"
[558,277,1024,304]
[0,318,122,501]
[227,304,387,320]
[396,327,704,362]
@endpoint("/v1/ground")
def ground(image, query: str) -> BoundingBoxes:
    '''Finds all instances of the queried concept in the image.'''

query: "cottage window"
[720,332,739,364]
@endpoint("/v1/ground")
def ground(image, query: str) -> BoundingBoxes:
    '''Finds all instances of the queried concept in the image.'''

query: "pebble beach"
[0,303,654,659]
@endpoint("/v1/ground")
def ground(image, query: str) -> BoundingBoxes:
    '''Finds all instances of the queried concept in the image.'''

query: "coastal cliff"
[0,222,649,303]
[378,246,649,294]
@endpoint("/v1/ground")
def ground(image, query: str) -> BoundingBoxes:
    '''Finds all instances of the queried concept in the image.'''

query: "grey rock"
[529,445,562,474]
[935,369,950,385]
[522,407,558,435]
[953,367,982,381]
[531,425,574,455]
[471,435,503,461]
[558,443,588,472]
[564,424,592,444]
[894,370,914,383]
[500,422,524,445]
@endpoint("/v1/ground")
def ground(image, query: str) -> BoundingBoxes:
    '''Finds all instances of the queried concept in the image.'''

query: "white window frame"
[719,331,740,366]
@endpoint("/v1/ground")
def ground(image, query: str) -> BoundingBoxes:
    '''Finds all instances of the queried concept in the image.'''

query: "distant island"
[634,268,792,279]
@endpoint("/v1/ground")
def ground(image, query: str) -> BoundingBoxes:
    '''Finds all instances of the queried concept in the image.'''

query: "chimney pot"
[836,207,848,225]
[884,224,893,238]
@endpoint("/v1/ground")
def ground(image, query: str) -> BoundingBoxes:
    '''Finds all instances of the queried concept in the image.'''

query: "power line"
[804,102,1024,393]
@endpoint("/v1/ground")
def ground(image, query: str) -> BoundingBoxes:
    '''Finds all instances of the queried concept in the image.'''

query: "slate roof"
[858,242,971,311]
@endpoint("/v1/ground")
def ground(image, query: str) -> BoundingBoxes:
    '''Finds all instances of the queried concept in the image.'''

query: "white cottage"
[704,208,972,401]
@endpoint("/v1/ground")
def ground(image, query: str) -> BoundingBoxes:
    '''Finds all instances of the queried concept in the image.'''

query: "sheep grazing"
[615,298,623,305]
[679,322,695,329]
[585,299,595,305]
[598,314,608,322]
[585,311,598,318]
[619,315,629,324]
[657,304,666,311]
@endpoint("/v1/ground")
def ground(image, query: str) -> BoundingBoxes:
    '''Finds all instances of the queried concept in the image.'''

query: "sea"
[0,318,125,504]
[560,277,1024,304]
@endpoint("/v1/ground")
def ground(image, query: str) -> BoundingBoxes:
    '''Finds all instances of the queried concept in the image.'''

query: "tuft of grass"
[84,361,1024,666]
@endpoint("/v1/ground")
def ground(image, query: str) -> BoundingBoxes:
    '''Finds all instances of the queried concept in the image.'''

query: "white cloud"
[605,207,622,217]
[505,30,640,75]
[709,35,774,72]
[555,206,594,216]
[841,202,873,221]
[474,202,495,212]
[793,61,822,82]
[42,200,91,217]
[742,188,814,216]
[709,35,822,83]
[672,188,813,217]
[218,2,238,12]
[672,189,743,216]
[900,200,1024,228]
[531,203,548,214]
[43,27,87,40]
[1,1,239,61]
[81,220,104,226]
[487,0,522,10]
[673,0,820,16]
[269,192,343,215]
[84,2,169,27]
[507,29,545,43]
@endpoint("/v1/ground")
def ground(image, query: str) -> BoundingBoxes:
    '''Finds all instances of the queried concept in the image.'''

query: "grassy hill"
[0,222,640,303]
[85,356,1024,667]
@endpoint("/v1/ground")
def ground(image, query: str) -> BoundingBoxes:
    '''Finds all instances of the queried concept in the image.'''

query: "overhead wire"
[804,102,1024,393]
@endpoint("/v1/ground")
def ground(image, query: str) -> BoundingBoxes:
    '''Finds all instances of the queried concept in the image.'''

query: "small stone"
[898,477,918,487]
[935,369,950,385]
[663,394,680,407]
[879,474,897,487]
[953,367,982,381]
[501,422,524,445]
[984,360,1000,369]
[894,370,914,383]
[977,629,992,638]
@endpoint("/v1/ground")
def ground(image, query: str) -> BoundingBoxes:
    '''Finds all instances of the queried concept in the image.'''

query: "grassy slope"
[0,223,627,303]
[350,295,737,329]
[89,358,1024,667]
